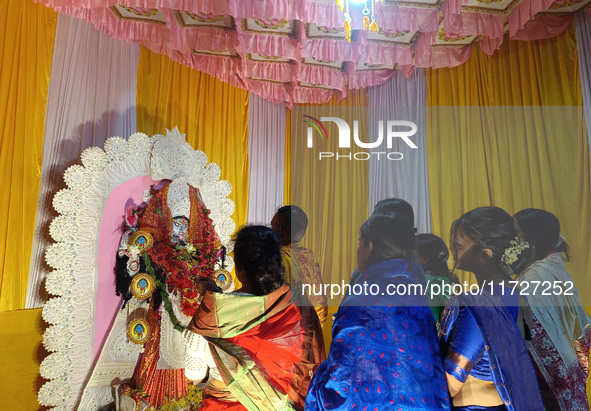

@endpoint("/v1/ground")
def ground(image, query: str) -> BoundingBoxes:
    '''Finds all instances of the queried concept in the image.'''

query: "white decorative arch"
[38,128,236,410]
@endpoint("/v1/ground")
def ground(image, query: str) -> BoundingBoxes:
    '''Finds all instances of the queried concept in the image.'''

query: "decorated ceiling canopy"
[36,0,591,105]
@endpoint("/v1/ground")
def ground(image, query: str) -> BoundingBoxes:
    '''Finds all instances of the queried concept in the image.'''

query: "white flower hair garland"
[501,237,530,267]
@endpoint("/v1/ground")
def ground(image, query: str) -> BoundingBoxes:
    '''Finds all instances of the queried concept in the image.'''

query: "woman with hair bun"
[188,225,325,410]
[416,233,459,327]
[306,213,450,410]
[514,208,591,410]
[441,206,543,411]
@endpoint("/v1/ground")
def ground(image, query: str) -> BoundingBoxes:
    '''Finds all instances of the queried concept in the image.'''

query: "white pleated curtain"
[575,12,591,151]
[367,70,432,233]
[25,13,140,308]
[246,93,287,225]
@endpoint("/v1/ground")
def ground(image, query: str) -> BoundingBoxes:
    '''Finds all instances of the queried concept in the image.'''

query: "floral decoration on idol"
[39,128,236,410]
[118,187,225,332]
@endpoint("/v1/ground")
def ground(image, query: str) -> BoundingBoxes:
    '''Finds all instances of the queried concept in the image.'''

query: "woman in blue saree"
[306,212,450,410]
[440,206,544,411]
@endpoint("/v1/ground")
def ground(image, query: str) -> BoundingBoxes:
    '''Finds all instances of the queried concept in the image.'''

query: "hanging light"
[337,0,382,42]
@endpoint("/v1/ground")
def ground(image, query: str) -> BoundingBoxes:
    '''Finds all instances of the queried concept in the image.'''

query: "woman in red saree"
[188,225,325,410]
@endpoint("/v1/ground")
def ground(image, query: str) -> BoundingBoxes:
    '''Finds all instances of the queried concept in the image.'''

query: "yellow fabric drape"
[0,308,46,409]
[288,90,370,344]
[0,1,57,311]
[136,46,250,231]
[426,23,590,296]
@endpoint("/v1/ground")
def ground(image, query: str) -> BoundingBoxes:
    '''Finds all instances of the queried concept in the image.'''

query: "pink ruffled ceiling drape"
[33,0,591,105]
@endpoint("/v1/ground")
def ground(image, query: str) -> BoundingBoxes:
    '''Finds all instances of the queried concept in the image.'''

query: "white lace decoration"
[183,331,209,381]
[159,308,188,370]
[158,291,191,370]
[39,129,235,410]
[167,178,191,219]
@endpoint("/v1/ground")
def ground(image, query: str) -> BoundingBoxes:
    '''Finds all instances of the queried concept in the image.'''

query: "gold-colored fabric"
[133,305,189,407]
[426,23,590,290]
[288,90,370,305]
[447,349,475,376]
[136,46,250,232]
[281,243,328,326]
[190,286,292,339]
[447,373,504,407]
[0,308,45,410]
[190,285,325,410]
[210,340,296,410]
[0,0,56,311]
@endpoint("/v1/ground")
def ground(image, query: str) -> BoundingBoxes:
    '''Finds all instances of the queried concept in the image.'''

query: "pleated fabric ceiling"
[34,0,591,105]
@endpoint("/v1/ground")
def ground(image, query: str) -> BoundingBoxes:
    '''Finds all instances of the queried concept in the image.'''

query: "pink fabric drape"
[33,0,581,104]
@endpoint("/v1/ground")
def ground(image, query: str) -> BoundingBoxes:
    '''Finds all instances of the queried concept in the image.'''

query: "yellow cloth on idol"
[281,243,327,326]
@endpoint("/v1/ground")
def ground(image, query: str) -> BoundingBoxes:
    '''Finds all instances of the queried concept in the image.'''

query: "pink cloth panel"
[164,49,245,89]
[444,10,506,38]
[169,28,239,55]
[247,79,294,105]
[417,44,473,69]
[375,3,439,33]
[361,43,414,66]
[511,14,573,41]
[348,69,395,89]
[298,65,347,93]
[303,1,347,28]
[32,0,582,104]
[95,176,163,357]
[236,33,301,62]
[292,86,334,105]
[479,36,505,56]
[301,39,358,62]
[244,60,296,83]
[508,0,555,36]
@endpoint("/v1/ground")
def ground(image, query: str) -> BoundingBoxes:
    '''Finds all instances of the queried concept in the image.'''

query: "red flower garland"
[146,227,219,317]
[127,187,221,318]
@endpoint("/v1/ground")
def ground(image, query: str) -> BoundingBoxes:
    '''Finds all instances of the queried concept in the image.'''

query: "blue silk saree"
[306,259,450,410]
[440,287,543,411]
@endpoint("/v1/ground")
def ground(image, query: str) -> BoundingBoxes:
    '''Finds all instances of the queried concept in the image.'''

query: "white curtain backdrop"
[246,93,287,225]
[367,70,432,233]
[25,13,140,308]
[575,12,591,152]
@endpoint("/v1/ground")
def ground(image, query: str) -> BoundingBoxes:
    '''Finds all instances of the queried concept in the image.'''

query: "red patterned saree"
[189,284,325,410]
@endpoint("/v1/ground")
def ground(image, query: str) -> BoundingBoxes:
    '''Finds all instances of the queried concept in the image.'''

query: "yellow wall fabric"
[0,1,57,311]
[288,89,370,347]
[426,23,590,294]
[289,90,370,294]
[427,24,581,106]
[0,308,46,409]
[136,47,250,230]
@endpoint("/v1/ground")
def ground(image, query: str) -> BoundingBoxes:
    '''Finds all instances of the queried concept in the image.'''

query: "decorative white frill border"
[38,129,236,410]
